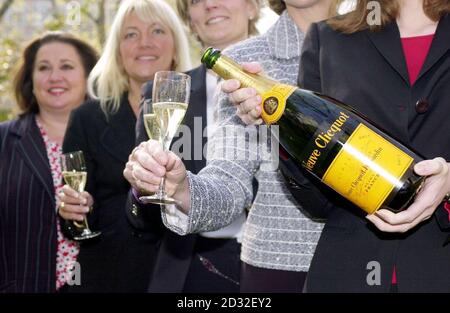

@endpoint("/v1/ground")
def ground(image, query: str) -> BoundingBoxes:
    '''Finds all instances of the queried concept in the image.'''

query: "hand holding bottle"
[221,62,264,125]
[123,140,190,213]
[203,47,425,215]
[367,158,450,232]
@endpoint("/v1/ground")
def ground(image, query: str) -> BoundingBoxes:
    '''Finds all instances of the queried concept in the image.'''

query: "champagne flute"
[60,151,101,241]
[139,71,190,205]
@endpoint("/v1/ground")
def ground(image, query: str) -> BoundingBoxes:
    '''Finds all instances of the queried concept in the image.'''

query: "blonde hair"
[176,0,263,40]
[88,0,192,113]
[328,0,450,34]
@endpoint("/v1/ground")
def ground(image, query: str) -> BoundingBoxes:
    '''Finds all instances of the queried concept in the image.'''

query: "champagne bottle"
[201,47,425,214]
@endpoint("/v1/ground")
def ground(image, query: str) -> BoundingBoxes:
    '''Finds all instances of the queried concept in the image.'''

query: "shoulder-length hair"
[328,0,450,34]
[13,31,98,115]
[268,0,344,17]
[88,0,192,114]
[176,0,263,40]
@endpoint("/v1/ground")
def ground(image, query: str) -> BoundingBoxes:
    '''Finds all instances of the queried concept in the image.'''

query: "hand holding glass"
[60,151,101,241]
[140,71,190,205]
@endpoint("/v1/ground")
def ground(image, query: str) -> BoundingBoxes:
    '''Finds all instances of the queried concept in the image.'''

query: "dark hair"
[13,31,98,114]
[328,0,450,34]
[268,0,285,15]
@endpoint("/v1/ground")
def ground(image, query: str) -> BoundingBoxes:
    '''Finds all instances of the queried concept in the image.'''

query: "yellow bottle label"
[322,124,414,214]
[261,84,296,125]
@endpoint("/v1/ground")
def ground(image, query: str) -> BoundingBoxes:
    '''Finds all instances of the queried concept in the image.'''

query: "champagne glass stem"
[83,217,90,229]
[157,177,167,199]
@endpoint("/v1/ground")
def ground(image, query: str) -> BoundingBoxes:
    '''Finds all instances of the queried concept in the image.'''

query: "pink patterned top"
[36,119,80,290]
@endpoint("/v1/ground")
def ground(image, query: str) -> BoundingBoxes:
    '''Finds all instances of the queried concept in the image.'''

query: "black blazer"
[287,15,450,292]
[0,113,57,292]
[127,65,208,292]
[63,96,137,234]
[63,95,162,292]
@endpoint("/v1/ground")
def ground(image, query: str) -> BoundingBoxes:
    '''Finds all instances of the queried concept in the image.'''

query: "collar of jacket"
[366,13,450,87]
[266,10,305,60]
[10,113,54,200]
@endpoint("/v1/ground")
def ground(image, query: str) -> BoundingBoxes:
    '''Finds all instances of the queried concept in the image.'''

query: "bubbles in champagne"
[143,113,161,141]
[153,102,188,150]
[62,171,87,193]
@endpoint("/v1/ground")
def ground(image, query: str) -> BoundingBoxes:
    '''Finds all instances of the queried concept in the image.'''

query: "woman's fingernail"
[415,163,428,173]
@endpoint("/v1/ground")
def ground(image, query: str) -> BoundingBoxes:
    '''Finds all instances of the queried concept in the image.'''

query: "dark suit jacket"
[0,113,57,292]
[127,65,208,292]
[63,95,163,292]
[285,15,450,292]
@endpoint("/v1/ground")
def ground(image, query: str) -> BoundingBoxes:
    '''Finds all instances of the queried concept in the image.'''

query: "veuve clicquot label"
[201,47,424,214]
[300,112,413,214]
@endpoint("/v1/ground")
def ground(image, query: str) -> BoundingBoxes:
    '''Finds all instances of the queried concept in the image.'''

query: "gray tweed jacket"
[163,12,325,272]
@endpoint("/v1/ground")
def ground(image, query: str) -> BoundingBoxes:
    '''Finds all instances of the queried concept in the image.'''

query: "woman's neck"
[36,108,71,146]
[206,31,249,51]
[286,0,332,34]
[397,0,438,37]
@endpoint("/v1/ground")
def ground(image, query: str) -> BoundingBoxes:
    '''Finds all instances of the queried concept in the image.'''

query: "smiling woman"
[122,0,263,294]
[88,0,191,114]
[32,43,87,121]
[187,0,260,49]
[0,31,98,292]
[57,0,192,293]
[176,0,262,49]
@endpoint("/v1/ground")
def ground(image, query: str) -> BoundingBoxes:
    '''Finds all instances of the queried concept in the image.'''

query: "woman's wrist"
[173,176,191,214]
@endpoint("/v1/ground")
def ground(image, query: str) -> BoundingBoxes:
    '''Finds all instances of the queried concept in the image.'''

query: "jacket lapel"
[366,22,410,86]
[100,95,136,164]
[416,13,450,83]
[12,114,54,200]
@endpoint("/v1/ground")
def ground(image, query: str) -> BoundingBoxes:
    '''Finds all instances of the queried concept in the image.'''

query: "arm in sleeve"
[162,85,260,235]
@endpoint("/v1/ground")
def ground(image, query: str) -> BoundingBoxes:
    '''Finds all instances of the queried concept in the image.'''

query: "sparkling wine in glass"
[139,71,190,205]
[60,151,101,241]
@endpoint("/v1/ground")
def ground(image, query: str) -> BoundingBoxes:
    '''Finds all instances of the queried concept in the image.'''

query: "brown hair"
[176,0,263,40]
[268,0,344,17]
[328,0,450,34]
[13,31,98,114]
[268,0,285,15]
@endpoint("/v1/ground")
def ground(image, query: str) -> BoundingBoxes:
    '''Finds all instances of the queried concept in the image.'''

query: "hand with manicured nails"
[58,185,93,222]
[366,158,450,233]
[123,140,190,213]
[221,62,264,125]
